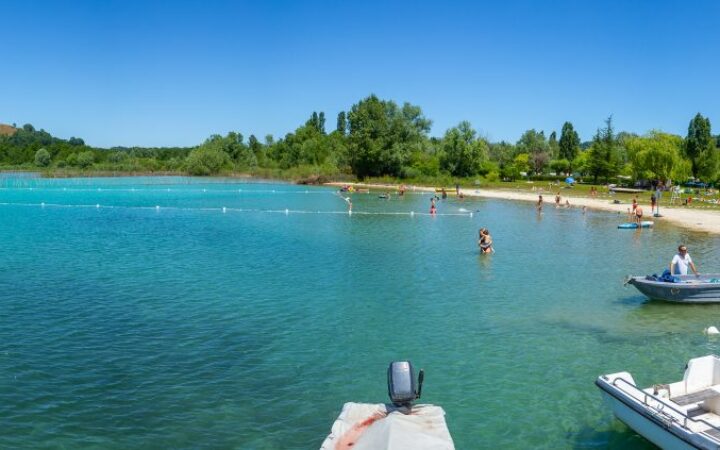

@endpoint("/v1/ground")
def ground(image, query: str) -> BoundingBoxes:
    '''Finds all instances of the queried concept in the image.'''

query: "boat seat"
[687,406,708,418]
[702,427,720,441]
[672,389,720,406]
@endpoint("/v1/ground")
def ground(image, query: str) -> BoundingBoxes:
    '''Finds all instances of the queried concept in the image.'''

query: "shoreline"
[326,182,720,235]
[4,169,718,234]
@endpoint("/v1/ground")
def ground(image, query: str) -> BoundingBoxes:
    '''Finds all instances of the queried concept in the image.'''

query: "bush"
[65,153,78,166]
[500,164,520,181]
[479,161,499,176]
[108,151,129,164]
[34,148,51,167]
[185,147,231,175]
[76,151,95,168]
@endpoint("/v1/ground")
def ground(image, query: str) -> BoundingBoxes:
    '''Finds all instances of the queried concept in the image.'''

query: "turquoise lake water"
[2,174,720,449]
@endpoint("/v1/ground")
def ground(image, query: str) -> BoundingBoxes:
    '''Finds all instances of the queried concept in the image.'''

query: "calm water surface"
[2,175,720,449]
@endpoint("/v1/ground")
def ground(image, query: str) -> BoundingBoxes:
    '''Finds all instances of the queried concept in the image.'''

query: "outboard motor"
[387,361,424,411]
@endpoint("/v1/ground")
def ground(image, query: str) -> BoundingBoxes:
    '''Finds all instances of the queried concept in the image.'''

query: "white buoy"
[285,208,289,215]
[470,212,474,218]
[222,207,227,213]
[96,204,100,208]
[705,326,720,335]
[348,210,352,216]
[155,205,160,210]
[410,211,415,217]
[41,202,45,207]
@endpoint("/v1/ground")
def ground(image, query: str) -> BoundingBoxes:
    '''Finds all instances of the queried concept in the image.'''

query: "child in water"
[430,197,437,214]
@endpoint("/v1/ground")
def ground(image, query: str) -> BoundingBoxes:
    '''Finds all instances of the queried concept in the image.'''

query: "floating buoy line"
[0,201,474,217]
[0,186,448,196]
[0,187,337,194]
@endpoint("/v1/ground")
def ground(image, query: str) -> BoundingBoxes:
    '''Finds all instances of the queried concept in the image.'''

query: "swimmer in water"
[478,228,494,254]
[430,197,437,215]
[537,195,543,212]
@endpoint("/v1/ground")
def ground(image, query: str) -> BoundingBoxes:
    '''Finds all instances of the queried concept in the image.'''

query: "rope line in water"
[0,187,336,194]
[0,186,440,195]
[0,202,473,217]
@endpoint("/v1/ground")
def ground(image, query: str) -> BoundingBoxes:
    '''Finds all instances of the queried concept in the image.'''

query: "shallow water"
[1,175,720,449]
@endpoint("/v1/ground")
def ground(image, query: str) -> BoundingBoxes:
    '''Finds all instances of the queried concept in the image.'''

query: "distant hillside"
[0,124,17,136]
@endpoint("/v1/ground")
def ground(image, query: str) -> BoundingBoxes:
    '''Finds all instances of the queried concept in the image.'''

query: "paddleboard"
[618,221,654,229]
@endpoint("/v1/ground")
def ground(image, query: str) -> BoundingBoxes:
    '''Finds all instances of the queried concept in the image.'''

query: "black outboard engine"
[387,361,424,411]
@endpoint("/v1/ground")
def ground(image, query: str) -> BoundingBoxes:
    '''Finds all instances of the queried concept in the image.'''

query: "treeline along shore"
[2,94,719,187]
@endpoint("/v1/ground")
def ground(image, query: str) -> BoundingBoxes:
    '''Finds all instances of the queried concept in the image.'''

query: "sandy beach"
[327,182,720,234]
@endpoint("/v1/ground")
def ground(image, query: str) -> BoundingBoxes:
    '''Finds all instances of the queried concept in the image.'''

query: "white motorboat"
[597,355,720,449]
[320,361,454,450]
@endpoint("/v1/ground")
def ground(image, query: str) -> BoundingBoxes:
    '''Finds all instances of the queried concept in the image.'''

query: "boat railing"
[611,376,720,436]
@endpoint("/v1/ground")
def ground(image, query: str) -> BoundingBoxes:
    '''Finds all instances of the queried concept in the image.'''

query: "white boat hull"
[596,361,720,450]
[598,388,698,450]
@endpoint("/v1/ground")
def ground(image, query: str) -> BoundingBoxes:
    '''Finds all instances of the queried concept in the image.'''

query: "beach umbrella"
[565,177,575,184]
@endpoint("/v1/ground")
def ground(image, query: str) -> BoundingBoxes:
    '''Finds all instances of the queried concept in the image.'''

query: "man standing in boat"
[670,245,699,276]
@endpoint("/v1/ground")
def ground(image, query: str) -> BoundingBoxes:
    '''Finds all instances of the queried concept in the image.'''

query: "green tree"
[572,150,590,176]
[513,153,531,174]
[684,113,717,180]
[308,111,326,134]
[548,131,559,159]
[558,122,580,164]
[488,141,515,167]
[185,141,231,175]
[65,153,78,166]
[318,112,326,134]
[336,111,347,135]
[516,129,549,174]
[347,95,431,178]
[34,148,51,167]
[76,151,95,168]
[439,121,488,177]
[625,131,683,182]
[549,159,570,174]
[268,113,332,169]
[587,116,621,182]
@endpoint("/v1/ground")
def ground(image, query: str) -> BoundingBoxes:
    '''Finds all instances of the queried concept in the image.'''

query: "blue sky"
[1,0,718,147]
